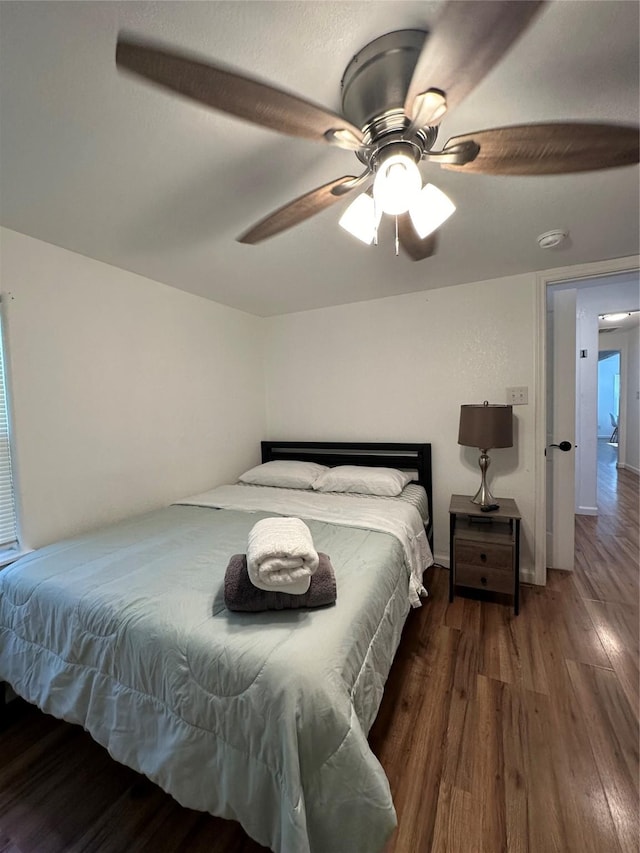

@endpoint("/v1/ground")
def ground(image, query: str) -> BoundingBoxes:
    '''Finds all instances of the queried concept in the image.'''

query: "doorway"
[597,349,620,476]
[534,260,639,583]
[597,351,620,440]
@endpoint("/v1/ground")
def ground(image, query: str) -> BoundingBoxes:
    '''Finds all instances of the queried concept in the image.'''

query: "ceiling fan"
[116,0,639,261]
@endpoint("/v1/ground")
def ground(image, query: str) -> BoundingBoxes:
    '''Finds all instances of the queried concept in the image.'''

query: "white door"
[546,287,577,570]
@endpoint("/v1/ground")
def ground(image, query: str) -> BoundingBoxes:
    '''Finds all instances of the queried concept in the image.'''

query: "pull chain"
[372,178,379,246]
[373,194,379,246]
[394,215,399,256]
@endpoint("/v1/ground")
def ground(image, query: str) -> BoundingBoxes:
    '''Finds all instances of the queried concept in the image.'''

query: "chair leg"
[610,427,618,442]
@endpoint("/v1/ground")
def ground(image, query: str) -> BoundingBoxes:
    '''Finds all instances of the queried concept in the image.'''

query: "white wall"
[264,274,538,577]
[0,228,265,549]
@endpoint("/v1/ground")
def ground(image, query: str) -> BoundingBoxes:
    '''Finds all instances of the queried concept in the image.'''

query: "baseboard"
[576,506,598,516]
[619,462,640,476]
[520,566,538,585]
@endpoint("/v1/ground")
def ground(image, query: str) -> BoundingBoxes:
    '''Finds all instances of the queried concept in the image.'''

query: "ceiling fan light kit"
[340,177,456,247]
[115,0,639,263]
[337,30,457,253]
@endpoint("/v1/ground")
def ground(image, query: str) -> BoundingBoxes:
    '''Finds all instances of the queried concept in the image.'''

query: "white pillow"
[238,460,328,489]
[312,465,413,496]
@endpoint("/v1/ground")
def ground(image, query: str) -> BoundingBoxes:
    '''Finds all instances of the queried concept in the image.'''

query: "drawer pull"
[480,553,487,562]
[481,576,487,585]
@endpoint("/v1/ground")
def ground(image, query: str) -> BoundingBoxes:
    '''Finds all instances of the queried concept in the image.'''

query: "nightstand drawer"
[454,541,513,570]
[455,563,514,594]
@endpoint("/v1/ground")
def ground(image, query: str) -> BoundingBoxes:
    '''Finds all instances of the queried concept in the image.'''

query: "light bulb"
[339,193,382,244]
[373,152,422,215]
[409,183,456,239]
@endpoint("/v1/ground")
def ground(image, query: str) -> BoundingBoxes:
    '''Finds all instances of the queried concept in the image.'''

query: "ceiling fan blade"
[404,1,545,123]
[441,123,640,175]
[398,215,438,261]
[116,37,363,147]
[237,176,358,244]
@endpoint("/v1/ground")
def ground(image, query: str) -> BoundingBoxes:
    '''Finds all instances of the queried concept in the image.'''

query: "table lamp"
[458,401,513,507]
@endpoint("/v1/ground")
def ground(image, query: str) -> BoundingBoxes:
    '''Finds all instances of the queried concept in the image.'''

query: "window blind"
[0,307,17,550]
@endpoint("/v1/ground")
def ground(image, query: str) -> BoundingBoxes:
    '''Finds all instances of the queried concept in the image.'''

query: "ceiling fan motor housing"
[341,29,438,165]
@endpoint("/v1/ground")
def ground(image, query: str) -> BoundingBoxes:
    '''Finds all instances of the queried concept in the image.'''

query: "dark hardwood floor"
[1,451,638,852]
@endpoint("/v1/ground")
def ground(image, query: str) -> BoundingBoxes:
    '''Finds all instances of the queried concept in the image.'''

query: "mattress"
[0,489,433,853]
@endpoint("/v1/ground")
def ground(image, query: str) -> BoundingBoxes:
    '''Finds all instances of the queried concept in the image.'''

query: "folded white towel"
[247,517,319,594]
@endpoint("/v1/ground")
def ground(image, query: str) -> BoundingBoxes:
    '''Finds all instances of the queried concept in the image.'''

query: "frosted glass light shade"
[373,153,422,215]
[338,193,382,244]
[409,183,456,239]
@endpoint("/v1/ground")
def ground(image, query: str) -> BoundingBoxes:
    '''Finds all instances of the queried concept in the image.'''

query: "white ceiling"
[0,1,638,317]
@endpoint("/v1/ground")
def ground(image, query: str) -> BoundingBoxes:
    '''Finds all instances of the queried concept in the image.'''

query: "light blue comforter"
[0,501,420,852]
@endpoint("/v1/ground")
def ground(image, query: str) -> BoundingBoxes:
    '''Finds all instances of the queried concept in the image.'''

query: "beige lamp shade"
[458,402,513,450]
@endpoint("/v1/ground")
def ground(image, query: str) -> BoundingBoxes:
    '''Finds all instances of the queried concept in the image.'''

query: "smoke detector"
[537,229,568,249]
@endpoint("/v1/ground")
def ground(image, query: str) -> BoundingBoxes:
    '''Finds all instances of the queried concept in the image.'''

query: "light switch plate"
[507,386,528,405]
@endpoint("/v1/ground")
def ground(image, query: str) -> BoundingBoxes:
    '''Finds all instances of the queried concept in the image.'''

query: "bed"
[0,441,433,853]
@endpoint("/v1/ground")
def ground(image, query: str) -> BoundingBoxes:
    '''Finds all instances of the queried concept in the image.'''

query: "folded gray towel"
[224,553,337,612]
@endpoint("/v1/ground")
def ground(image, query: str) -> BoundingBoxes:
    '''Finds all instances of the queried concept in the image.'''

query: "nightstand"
[449,494,521,615]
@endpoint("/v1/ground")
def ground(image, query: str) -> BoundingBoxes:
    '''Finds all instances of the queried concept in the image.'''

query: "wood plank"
[383,624,460,853]
[529,578,612,670]
[473,674,507,851]
[532,626,623,853]
[566,659,640,853]
[584,598,639,719]
[430,783,482,853]
[574,529,639,605]
[477,597,550,694]
[440,599,481,793]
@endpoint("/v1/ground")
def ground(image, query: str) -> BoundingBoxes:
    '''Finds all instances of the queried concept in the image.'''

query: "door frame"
[533,254,640,584]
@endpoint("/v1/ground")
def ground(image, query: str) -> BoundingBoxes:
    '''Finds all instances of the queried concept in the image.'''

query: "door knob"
[545,440,573,455]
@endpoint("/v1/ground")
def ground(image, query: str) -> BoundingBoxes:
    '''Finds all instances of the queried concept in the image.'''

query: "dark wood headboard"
[261,441,433,550]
